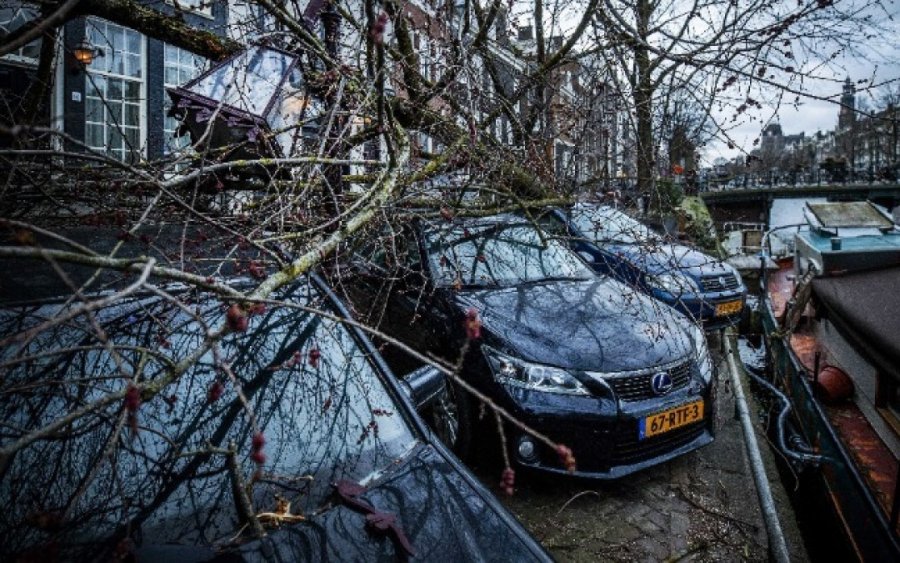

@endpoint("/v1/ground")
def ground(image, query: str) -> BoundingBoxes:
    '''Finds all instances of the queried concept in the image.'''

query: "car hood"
[135,444,548,562]
[606,242,731,278]
[455,279,694,372]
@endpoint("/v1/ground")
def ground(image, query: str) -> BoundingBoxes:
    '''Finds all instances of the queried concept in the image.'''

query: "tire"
[428,380,473,461]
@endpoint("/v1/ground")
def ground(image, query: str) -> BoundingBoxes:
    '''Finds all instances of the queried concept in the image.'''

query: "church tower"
[838,77,856,130]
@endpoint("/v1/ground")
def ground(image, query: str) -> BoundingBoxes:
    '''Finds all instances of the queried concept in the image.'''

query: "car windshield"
[570,206,662,245]
[0,281,416,557]
[425,222,594,287]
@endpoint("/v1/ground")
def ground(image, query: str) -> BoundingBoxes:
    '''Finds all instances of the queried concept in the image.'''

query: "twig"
[555,490,602,517]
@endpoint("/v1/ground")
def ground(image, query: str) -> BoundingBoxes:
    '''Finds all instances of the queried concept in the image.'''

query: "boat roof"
[813,265,900,382]
[806,201,895,230]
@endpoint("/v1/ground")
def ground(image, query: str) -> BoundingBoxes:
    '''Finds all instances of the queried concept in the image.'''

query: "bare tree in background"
[590,0,891,207]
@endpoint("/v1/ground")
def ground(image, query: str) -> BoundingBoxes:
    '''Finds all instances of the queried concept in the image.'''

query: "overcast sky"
[702,4,900,166]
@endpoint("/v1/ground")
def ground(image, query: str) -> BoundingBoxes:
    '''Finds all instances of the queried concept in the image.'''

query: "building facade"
[1,1,623,192]
[0,1,227,163]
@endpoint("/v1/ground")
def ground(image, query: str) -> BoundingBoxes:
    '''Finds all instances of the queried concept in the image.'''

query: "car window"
[424,222,594,287]
[571,206,661,245]
[0,282,417,557]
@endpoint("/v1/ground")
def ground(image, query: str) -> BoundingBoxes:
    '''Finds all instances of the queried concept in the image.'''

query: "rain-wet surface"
[469,337,808,562]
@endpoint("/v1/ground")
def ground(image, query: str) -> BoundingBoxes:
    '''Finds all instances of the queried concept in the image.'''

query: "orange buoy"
[815,364,854,404]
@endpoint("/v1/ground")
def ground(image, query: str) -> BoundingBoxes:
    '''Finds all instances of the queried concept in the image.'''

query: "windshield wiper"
[519,275,591,286]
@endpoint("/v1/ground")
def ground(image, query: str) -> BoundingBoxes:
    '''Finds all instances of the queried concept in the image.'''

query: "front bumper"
[497,378,715,479]
[653,289,747,329]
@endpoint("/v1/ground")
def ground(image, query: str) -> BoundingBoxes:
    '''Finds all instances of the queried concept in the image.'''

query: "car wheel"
[429,381,472,460]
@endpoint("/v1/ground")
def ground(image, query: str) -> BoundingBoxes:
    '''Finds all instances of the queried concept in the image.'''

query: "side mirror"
[401,365,446,411]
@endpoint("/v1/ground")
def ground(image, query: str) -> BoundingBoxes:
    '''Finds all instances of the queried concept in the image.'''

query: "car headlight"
[646,273,700,295]
[688,323,715,384]
[484,347,590,395]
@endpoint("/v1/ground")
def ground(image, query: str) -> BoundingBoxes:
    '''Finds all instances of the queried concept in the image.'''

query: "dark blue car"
[345,215,716,479]
[550,204,746,329]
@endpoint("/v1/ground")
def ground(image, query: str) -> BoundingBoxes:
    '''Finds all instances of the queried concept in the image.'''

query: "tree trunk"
[633,0,656,209]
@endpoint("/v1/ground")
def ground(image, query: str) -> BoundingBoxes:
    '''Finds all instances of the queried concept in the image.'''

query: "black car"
[550,204,746,329]
[0,274,550,561]
[347,215,716,479]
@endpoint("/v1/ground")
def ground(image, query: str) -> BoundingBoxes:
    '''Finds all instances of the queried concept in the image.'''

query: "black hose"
[744,363,825,467]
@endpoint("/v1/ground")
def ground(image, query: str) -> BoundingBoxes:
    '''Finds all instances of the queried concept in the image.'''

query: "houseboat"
[761,200,900,560]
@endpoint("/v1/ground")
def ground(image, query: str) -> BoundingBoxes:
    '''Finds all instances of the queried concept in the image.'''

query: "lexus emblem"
[718,276,727,286]
[651,372,673,395]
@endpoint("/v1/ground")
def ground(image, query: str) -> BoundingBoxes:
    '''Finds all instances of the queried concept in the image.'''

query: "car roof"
[419,213,538,230]
[0,224,286,305]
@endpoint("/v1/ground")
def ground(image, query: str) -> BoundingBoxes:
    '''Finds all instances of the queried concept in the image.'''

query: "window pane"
[124,104,139,127]
[125,81,140,99]
[107,126,123,150]
[165,67,178,86]
[126,54,141,78]
[179,47,192,66]
[87,25,102,50]
[124,127,140,150]
[109,26,124,51]
[86,124,104,148]
[87,75,105,97]
[126,30,140,54]
[107,79,122,101]
[86,98,103,121]
[107,101,123,122]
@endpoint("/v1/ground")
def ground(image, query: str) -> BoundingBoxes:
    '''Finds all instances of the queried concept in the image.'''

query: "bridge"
[699,183,900,225]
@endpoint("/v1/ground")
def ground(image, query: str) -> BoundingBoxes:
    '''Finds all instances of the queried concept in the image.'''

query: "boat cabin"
[765,200,900,558]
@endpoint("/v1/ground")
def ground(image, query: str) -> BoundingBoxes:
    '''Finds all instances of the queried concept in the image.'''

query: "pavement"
[476,332,810,562]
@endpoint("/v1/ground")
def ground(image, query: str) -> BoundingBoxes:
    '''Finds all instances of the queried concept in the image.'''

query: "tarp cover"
[812,266,900,381]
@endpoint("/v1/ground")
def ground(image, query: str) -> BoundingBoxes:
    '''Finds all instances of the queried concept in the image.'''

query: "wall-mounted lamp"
[73,39,103,67]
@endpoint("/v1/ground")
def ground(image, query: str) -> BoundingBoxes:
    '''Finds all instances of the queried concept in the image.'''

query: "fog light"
[517,436,537,462]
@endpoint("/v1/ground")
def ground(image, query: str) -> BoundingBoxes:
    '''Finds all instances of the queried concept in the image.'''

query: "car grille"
[613,421,707,464]
[606,359,693,402]
[699,273,740,292]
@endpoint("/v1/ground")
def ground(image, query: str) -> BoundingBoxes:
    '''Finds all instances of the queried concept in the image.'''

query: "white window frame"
[162,43,206,156]
[84,18,147,163]
[167,0,213,19]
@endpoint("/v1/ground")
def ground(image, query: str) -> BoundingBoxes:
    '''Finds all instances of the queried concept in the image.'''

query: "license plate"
[715,299,743,317]
[639,400,704,440]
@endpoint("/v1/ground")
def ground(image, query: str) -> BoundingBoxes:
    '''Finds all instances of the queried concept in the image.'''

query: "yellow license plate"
[639,400,704,439]
[715,299,743,317]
